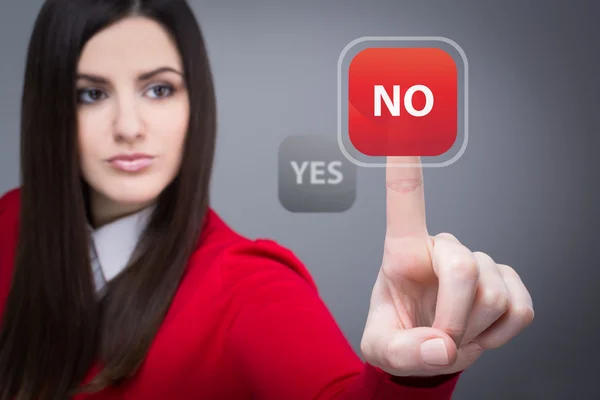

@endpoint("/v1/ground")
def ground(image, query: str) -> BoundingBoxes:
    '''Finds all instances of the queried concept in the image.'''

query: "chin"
[99,179,167,207]
[110,193,158,206]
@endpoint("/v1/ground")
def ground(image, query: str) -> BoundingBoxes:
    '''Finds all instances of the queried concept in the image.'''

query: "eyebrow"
[76,66,183,84]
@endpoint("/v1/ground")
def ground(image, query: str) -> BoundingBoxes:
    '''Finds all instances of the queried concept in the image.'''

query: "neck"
[89,193,155,229]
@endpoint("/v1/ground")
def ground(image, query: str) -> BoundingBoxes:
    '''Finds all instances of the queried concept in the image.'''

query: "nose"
[113,95,145,142]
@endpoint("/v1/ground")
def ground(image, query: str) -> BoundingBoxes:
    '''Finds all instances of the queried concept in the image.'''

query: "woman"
[0,0,534,399]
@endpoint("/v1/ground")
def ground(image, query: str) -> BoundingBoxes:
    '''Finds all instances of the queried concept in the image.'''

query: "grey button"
[278,135,356,213]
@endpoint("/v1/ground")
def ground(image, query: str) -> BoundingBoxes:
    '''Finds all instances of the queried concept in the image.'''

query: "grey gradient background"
[0,1,598,399]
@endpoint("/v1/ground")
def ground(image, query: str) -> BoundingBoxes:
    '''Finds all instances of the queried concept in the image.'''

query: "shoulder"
[195,208,318,294]
[0,187,20,238]
[0,187,20,216]
[0,187,21,314]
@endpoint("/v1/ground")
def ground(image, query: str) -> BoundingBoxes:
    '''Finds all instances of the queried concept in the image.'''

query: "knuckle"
[473,251,494,264]
[384,336,408,371]
[480,288,511,314]
[386,178,423,194]
[445,255,479,280]
[499,264,519,279]
[360,338,372,357]
[513,304,535,326]
[435,232,457,241]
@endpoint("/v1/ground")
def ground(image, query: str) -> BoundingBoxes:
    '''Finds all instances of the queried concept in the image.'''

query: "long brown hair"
[0,0,217,398]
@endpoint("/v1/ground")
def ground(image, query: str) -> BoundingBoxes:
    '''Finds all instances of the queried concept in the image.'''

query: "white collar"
[89,205,154,282]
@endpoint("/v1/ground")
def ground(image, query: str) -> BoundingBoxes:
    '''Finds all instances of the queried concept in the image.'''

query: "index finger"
[385,156,428,239]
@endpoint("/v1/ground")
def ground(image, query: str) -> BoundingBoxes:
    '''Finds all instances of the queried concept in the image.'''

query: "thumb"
[373,327,458,377]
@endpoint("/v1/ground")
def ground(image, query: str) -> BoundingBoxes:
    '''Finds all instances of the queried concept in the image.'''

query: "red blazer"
[0,188,460,399]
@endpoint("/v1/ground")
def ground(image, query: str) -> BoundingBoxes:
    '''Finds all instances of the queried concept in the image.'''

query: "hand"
[360,156,534,377]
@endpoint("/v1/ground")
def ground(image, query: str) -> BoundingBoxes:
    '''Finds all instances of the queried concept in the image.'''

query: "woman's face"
[76,16,189,226]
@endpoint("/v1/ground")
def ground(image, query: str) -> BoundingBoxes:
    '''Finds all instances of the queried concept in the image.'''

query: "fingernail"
[420,338,450,366]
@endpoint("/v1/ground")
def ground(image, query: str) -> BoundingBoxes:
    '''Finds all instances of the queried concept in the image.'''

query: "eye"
[76,88,106,104]
[146,84,174,99]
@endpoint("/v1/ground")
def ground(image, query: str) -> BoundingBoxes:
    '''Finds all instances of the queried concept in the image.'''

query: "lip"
[106,153,155,172]
[107,153,153,162]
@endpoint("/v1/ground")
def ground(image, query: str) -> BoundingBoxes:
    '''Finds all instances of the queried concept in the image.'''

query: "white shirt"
[88,205,154,294]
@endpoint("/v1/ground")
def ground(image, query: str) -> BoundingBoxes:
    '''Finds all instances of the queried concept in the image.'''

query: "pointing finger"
[385,156,428,239]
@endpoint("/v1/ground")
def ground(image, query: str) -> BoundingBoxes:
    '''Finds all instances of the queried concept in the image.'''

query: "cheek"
[77,108,110,174]
[149,101,189,165]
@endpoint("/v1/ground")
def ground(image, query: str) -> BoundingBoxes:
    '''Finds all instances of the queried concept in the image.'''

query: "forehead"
[77,16,182,73]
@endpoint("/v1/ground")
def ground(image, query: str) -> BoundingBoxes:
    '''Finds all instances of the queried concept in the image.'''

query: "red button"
[348,47,458,156]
